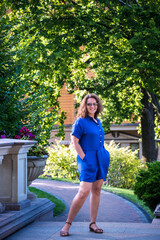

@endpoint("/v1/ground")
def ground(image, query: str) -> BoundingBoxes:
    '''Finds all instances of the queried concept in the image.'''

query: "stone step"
[0,203,5,213]
[5,221,160,240]
[0,198,54,240]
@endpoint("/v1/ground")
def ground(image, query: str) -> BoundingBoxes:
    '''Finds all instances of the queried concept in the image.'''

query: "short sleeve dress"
[72,116,110,182]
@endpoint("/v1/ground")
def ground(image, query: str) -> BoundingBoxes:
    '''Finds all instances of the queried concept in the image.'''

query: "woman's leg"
[60,181,92,234]
[90,179,103,230]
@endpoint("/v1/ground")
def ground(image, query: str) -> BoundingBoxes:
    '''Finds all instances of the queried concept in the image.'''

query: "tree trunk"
[141,88,157,162]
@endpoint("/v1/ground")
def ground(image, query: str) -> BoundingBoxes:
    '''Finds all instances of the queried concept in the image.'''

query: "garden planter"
[27,155,47,200]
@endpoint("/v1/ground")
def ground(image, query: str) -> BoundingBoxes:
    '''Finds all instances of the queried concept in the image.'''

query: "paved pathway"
[31,179,150,223]
[6,179,160,240]
[6,221,160,240]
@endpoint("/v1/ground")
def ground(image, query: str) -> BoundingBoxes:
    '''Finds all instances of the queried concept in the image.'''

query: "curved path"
[32,179,150,223]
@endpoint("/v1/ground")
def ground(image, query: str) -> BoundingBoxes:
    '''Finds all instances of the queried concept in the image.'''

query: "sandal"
[89,222,103,233]
[60,222,72,237]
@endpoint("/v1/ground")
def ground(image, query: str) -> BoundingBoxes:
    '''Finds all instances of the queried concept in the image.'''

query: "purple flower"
[26,132,35,140]
[28,132,35,138]
[1,135,6,138]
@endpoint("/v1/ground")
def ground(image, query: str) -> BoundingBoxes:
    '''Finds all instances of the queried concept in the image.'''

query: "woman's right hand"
[81,154,85,160]
[72,135,85,160]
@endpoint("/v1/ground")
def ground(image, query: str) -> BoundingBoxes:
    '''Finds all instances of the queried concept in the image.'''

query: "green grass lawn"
[29,186,65,217]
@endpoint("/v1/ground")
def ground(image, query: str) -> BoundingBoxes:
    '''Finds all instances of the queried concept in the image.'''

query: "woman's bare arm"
[71,135,85,160]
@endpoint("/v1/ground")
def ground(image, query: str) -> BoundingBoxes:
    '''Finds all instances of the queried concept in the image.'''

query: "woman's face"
[86,97,98,118]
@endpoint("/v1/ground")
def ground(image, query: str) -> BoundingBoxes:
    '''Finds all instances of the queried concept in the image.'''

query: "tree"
[67,0,160,162]
[2,0,160,160]
[46,0,160,162]
[0,1,67,144]
[0,6,25,136]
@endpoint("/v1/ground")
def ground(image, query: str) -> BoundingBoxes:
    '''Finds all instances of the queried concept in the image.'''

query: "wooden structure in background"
[49,84,75,145]
[58,83,75,126]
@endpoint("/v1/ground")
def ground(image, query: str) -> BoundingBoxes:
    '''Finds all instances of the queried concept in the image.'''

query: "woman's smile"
[87,98,98,118]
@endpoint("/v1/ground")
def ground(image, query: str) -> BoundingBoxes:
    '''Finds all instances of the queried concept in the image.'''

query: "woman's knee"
[78,188,90,200]
[78,182,91,200]
[91,180,103,196]
[91,186,101,196]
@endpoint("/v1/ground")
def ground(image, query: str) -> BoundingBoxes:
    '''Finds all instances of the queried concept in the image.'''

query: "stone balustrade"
[0,139,37,211]
[0,139,55,239]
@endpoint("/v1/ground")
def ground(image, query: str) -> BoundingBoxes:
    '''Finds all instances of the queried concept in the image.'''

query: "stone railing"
[0,139,37,211]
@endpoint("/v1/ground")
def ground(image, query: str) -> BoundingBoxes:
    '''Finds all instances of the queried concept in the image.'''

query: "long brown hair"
[77,94,103,119]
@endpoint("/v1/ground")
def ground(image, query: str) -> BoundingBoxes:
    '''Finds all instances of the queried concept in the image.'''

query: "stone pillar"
[0,139,37,210]
[139,141,142,160]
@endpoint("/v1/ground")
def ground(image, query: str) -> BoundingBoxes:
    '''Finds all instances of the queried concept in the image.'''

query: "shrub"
[44,140,143,188]
[105,141,144,189]
[43,141,79,180]
[134,161,160,211]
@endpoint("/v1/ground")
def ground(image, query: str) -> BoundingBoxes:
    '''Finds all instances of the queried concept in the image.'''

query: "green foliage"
[105,141,144,189]
[1,0,160,157]
[155,116,160,139]
[134,161,160,211]
[43,141,79,180]
[0,3,26,136]
[44,140,142,189]
[0,1,67,144]
[28,144,48,157]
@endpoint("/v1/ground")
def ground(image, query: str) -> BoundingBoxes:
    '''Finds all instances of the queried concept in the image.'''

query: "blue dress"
[72,116,110,182]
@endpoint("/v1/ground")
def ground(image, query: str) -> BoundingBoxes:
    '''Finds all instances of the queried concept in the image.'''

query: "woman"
[60,93,110,237]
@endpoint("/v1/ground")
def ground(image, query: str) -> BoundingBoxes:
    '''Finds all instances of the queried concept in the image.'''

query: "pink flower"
[1,135,6,138]
[20,127,29,134]
[15,135,21,139]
